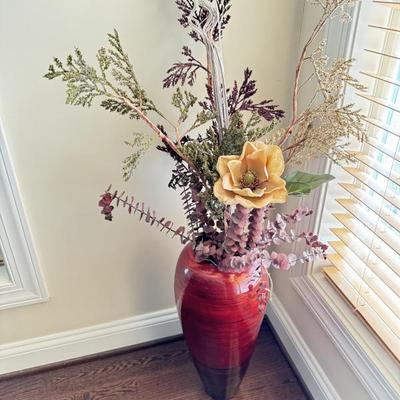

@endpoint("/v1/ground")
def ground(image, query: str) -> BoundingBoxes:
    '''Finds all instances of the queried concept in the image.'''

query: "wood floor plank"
[0,324,309,400]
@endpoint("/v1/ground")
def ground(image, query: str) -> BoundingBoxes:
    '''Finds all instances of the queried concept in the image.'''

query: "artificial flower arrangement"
[45,0,365,275]
[44,1,365,399]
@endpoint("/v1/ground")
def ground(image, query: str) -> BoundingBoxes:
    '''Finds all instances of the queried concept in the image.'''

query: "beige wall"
[0,0,304,344]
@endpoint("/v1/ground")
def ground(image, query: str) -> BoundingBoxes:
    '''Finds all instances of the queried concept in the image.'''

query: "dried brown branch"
[118,95,209,188]
[279,0,358,148]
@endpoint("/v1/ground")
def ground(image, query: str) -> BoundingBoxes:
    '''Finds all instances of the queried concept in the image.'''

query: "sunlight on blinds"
[323,0,400,362]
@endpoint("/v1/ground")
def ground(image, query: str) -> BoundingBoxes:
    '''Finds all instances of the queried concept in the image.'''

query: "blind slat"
[340,181,399,216]
[372,1,400,9]
[337,189,400,233]
[331,227,400,287]
[369,24,400,33]
[328,253,400,321]
[367,137,400,162]
[332,214,400,276]
[330,239,400,297]
[361,70,400,87]
[354,153,400,186]
[358,93,400,113]
[343,167,400,209]
[364,48,400,60]
[324,267,400,362]
[335,200,400,252]
[363,117,400,138]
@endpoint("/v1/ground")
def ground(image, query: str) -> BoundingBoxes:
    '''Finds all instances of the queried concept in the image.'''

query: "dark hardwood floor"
[0,323,309,400]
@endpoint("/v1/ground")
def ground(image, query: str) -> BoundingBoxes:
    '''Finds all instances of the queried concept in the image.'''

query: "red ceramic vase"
[175,244,269,400]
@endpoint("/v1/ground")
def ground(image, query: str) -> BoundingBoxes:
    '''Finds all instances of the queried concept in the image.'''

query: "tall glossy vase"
[174,244,269,400]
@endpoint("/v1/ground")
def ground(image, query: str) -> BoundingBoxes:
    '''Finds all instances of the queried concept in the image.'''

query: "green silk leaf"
[284,171,335,196]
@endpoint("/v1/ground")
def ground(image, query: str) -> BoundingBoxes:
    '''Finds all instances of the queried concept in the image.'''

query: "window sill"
[291,271,400,399]
[0,265,11,287]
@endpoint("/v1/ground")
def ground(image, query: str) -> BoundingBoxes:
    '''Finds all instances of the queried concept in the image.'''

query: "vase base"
[193,359,250,400]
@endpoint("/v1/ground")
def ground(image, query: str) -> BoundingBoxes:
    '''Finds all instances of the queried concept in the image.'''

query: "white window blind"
[323,0,400,363]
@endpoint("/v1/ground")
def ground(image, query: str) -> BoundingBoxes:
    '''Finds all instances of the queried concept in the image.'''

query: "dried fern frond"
[163,46,208,88]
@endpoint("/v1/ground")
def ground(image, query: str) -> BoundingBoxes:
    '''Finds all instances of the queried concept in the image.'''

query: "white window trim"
[285,1,400,399]
[0,120,48,310]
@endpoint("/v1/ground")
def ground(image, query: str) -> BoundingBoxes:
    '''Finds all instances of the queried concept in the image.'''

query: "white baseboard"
[267,296,340,400]
[0,307,181,375]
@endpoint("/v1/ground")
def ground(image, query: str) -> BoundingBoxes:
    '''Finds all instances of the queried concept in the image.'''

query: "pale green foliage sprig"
[264,128,286,146]
[46,50,102,107]
[219,114,248,156]
[177,129,222,220]
[122,133,155,181]
[172,88,197,124]
[180,130,219,188]
[45,30,199,181]
[187,110,215,133]
[220,113,275,155]
[246,114,276,143]
[45,30,160,120]
[171,88,216,135]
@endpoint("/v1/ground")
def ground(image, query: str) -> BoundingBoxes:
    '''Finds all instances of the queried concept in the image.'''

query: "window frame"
[287,1,400,398]
[0,119,48,310]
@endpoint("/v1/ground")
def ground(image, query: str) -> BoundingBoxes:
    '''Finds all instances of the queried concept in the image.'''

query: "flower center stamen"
[240,170,260,190]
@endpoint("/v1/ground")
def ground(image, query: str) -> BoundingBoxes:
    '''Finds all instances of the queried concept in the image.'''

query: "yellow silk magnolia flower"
[213,141,288,208]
